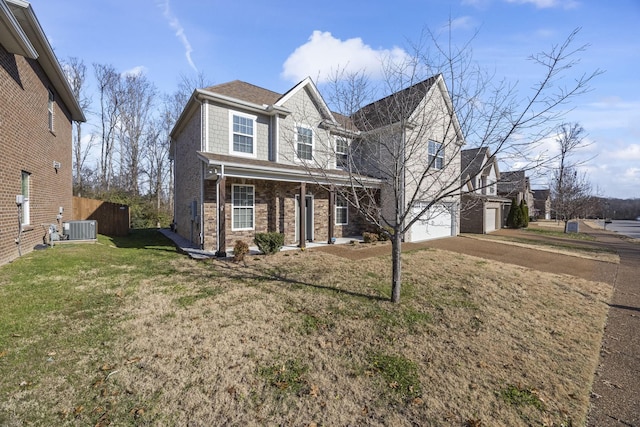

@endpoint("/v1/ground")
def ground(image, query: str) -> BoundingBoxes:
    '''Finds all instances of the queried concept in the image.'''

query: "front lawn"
[0,230,612,426]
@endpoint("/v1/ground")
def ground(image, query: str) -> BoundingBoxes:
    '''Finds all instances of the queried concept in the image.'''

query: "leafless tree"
[94,63,121,191]
[287,28,601,302]
[62,57,95,195]
[549,122,595,228]
[118,72,157,195]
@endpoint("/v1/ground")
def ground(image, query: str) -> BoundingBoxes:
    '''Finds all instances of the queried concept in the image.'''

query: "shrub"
[254,232,284,255]
[378,226,393,241]
[363,232,378,243]
[507,198,525,228]
[520,200,529,227]
[233,240,249,262]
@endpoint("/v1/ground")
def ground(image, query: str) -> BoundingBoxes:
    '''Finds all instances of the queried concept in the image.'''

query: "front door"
[295,195,314,242]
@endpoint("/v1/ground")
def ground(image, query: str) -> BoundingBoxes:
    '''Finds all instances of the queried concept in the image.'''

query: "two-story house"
[0,0,85,265]
[533,188,551,220]
[460,147,510,233]
[170,75,461,254]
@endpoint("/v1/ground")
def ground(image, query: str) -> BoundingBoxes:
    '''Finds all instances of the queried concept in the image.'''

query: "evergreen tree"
[520,200,529,228]
[507,198,519,228]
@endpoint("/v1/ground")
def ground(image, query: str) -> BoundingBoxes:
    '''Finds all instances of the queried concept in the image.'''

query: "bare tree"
[118,72,157,195]
[550,122,595,228]
[62,57,95,195]
[287,28,601,303]
[94,63,121,191]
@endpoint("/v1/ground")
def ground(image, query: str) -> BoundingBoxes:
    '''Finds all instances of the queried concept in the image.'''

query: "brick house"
[0,0,85,265]
[170,75,462,254]
[460,147,510,233]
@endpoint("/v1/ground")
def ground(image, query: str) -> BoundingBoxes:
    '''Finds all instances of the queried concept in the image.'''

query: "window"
[336,195,348,225]
[232,185,254,230]
[336,138,349,169]
[296,126,313,161]
[21,171,30,225]
[428,140,444,170]
[47,89,54,132]
[230,113,255,155]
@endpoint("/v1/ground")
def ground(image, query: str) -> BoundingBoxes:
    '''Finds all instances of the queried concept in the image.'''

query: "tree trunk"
[391,231,402,303]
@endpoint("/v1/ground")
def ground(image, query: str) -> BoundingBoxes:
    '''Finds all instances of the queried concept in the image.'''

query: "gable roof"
[497,170,529,195]
[351,75,439,130]
[203,80,282,106]
[533,189,550,200]
[2,0,85,122]
[461,147,490,177]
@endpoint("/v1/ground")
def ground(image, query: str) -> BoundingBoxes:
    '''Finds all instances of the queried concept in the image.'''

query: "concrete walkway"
[158,228,363,259]
[581,224,640,427]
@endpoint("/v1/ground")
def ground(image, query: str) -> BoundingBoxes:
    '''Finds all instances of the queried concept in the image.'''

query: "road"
[600,219,640,239]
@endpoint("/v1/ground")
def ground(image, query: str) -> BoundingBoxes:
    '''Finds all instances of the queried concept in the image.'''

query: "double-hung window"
[232,185,254,230]
[296,126,313,161]
[336,138,349,169]
[47,89,54,132]
[21,171,30,226]
[336,196,348,225]
[230,112,255,155]
[428,140,444,170]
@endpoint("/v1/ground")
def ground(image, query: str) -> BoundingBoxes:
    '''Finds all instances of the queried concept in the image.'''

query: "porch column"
[299,182,306,248]
[328,187,335,244]
[218,177,226,255]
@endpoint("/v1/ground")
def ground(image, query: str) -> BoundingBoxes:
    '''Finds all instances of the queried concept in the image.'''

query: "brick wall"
[200,178,366,252]
[0,45,73,266]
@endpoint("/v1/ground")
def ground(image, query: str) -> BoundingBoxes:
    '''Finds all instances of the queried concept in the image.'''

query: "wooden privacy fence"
[72,197,130,236]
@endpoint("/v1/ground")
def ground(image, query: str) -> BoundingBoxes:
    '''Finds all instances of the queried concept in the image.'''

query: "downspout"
[215,164,225,253]
[199,100,209,249]
[200,162,204,249]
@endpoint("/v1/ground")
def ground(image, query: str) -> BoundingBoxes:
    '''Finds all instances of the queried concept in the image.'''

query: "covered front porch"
[198,153,381,255]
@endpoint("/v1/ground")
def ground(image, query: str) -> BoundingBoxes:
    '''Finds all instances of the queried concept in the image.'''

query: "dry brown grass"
[96,248,612,426]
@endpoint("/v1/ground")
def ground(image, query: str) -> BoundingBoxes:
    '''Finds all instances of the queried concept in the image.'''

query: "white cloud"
[121,66,147,77]
[450,16,476,31]
[505,0,580,9]
[609,144,640,160]
[281,31,410,83]
[159,0,197,72]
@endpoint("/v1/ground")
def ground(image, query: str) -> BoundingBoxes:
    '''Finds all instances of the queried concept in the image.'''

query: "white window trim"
[228,111,257,158]
[21,171,30,226]
[47,89,54,132]
[335,136,349,170]
[231,184,255,231]
[295,124,314,163]
[428,140,444,170]
[335,195,348,226]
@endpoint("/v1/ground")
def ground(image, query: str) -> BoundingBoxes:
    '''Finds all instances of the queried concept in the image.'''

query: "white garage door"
[409,203,453,242]
[485,208,497,233]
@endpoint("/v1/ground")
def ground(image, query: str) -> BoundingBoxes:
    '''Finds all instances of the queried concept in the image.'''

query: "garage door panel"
[485,208,497,233]
[409,204,453,242]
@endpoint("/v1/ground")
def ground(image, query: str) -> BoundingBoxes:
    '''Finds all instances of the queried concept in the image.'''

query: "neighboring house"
[497,170,536,221]
[0,0,85,266]
[460,147,510,233]
[170,75,461,254]
[533,189,551,220]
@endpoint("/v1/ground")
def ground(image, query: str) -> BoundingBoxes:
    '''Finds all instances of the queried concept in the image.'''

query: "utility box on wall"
[63,220,97,240]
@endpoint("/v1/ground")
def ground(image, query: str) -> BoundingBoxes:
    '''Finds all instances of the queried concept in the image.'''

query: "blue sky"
[30,0,640,199]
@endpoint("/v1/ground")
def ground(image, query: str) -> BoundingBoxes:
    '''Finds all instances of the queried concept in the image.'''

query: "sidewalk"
[582,223,640,426]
